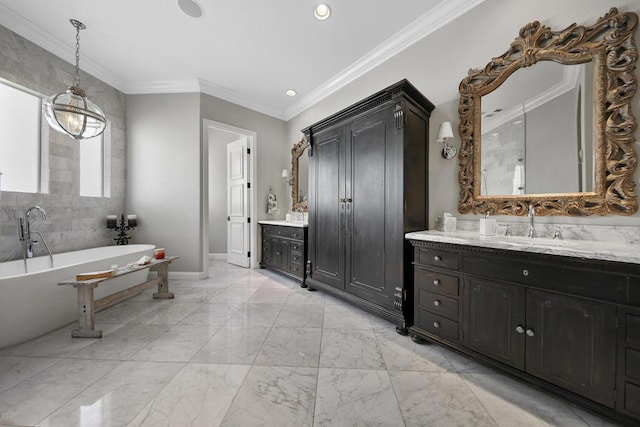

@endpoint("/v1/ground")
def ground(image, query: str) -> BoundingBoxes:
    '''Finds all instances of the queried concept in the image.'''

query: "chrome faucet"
[18,206,53,270]
[527,204,536,238]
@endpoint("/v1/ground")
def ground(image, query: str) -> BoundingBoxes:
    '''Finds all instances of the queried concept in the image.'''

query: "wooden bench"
[58,256,178,338]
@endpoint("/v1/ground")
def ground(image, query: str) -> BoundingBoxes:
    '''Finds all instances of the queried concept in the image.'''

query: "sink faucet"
[18,206,53,270]
[527,204,536,238]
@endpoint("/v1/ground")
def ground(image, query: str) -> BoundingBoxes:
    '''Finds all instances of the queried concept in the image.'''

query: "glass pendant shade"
[44,86,106,140]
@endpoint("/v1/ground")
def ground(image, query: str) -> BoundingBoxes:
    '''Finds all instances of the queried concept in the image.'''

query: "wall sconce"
[437,122,457,160]
[106,214,137,245]
[282,168,293,186]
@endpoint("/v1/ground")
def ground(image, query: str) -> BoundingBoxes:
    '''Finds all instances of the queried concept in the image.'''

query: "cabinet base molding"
[259,262,305,286]
[409,326,637,426]
[306,277,408,331]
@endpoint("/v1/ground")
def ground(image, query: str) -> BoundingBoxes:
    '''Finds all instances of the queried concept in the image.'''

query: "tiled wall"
[0,25,126,261]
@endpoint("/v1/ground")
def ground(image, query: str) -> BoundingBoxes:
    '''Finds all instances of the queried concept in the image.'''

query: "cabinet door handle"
[515,325,524,334]
[347,198,353,202]
[522,269,529,276]
[434,256,441,262]
[433,321,440,328]
[433,279,440,286]
[526,328,535,337]
[433,300,441,307]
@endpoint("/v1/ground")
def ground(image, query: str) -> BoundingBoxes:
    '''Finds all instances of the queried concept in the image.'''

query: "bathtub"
[0,244,155,349]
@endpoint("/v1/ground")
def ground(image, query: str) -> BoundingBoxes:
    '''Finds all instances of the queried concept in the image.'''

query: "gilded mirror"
[458,8,638,216]
[291,137,308,212]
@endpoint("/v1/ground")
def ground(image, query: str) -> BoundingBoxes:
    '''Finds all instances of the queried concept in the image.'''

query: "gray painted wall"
[284,0,640,228]
[0,25,126,261]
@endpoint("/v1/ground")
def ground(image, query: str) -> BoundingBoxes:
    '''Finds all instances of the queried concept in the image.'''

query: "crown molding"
[0,4,126,92]
[124,79,201,94]
[197,79,285,119]
[282,0,487,120]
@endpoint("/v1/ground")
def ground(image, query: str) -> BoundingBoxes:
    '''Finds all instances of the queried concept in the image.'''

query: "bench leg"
[153,263,174,299]
[72,285,102,338]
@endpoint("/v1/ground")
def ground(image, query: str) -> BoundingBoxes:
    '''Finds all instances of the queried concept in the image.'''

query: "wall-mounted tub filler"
[18,206,53,271]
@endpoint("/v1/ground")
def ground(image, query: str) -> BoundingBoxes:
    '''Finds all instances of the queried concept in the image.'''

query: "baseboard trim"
[169,271,207,280]
[209,253,227,260]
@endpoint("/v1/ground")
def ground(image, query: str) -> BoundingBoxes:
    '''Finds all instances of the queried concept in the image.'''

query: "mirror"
[291,137,309,212]
[458,8,638,216]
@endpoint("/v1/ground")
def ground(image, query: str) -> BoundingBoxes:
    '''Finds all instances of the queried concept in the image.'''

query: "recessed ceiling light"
[314,4,331,21]
[286,89,297,97]
[178,0,204,18]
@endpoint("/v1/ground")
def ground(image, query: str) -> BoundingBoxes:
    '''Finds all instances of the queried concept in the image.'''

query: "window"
[80,123,110,197]
[0,79,46,193]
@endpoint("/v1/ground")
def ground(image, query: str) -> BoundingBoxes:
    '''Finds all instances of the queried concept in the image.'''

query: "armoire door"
[345,106,398,307]
[308,127,346,289]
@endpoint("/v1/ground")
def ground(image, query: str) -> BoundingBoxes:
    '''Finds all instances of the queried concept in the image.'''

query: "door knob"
[526,328,535,337]
[227,216,230,221]
[515,325,524,334]
[347,198,353,202]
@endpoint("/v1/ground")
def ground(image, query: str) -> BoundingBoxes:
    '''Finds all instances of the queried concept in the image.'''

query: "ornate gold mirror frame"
[458,8,638,216]
[291,137,308,212]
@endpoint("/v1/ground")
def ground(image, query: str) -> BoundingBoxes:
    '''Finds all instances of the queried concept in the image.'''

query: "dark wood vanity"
[259,222,308,285]
[407,237,640,425]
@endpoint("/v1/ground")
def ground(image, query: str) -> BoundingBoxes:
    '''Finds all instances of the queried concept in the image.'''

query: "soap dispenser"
[479,212,497,236]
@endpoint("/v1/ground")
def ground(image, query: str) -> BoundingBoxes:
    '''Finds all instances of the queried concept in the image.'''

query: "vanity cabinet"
[303,80,434,331]
[409,239,639,424]
[259,223,307,284]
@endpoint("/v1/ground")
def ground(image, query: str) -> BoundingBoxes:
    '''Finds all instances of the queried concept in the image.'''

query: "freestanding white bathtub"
[0,244,155,349]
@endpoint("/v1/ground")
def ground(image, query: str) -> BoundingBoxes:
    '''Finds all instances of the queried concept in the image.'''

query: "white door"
[227,137,250,267]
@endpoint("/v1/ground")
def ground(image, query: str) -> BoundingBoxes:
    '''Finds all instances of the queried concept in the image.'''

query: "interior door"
[226,137,250,267]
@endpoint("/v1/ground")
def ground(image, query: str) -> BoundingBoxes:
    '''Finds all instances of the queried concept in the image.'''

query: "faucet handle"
[553,226,562,240]
[505,224,512,236]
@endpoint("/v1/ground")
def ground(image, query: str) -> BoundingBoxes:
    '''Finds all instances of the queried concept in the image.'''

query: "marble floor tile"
[246,287,291,304]
[170,287,213,303]
[320,328,386,369]
[228,275,269,288]
[374,327,454,372]
[314,368,404,427]
[130,302,203,325]
[0,356,62,394]
[461,373,595,426]
[177,303,243,326]
[38,361,184,427]
[260,276,297,289]
[96,300,162,324]
[127,363,251,427]
[221,365,317,427]
[439,345,497,374]
[130,324,220,362]
[390,370,496,426]
[68,324,168,360]
[225,303,283,327]
[323,301,372,329]
[285,287,326,305]
[275,302,324,328]
[0,359,119,426]
[254,327,322,367]
[0,323,125,358]
[208,287,258,303]
[191,326,271,365]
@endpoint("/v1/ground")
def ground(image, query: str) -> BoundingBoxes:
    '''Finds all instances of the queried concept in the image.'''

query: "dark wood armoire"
[303,79,434,333]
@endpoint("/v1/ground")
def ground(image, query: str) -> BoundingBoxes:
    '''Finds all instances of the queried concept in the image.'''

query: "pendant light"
[44,19,106,140]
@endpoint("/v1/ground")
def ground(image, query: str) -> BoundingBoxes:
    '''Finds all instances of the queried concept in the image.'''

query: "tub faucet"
[527,204,536,238]
[18,206,53,269]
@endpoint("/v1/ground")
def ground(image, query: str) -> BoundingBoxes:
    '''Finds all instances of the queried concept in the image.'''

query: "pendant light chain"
[73,23,81,87]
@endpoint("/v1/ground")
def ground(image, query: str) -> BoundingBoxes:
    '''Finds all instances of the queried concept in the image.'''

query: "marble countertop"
[405,230,640,265]
[258,220,307,228]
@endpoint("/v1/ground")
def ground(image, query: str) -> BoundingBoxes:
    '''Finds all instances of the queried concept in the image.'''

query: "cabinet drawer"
[415,267,459,297]
[418,289,458,320]
[290,228,304,240]
[290,253,304,265]
[416,247,459,270]
[261,225,293,238]
[290,242,304,253]
[627,313,640,345]
[290,262,304,277]
[625,382,640,416]
[626,348,640,380]
[416,309,459,341]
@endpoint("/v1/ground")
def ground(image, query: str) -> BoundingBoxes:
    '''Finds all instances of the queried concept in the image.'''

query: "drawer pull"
[515,325,524,334]
[434,256,441,261]
[433,321,441,328]
[522,269,529,276]
[433,300,441,307]
[433,279,440,286]
[526,328,535,337]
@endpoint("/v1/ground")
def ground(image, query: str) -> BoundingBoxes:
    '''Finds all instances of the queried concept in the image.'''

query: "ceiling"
[0,0,484,120]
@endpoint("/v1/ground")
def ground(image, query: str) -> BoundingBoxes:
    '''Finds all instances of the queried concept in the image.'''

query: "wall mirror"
[458,8,638,216]
[291,137,308,212]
